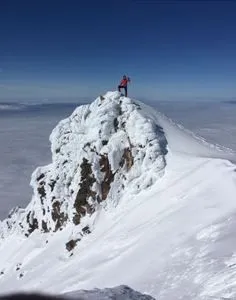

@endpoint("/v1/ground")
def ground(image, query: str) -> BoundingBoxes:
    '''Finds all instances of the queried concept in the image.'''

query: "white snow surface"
[0,91,236,299]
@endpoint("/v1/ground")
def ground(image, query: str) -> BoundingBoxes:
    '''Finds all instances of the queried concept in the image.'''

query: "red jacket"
[120,77,130,87]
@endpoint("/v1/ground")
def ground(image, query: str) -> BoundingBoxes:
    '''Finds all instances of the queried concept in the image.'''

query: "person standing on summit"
[118,75,131,97]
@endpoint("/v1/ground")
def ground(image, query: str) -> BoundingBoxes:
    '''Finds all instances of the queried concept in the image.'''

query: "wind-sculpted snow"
[138,100,236,162]
[0,91,167,241]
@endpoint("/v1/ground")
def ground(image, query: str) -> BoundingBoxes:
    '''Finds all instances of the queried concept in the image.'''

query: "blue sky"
[0,0,236,102]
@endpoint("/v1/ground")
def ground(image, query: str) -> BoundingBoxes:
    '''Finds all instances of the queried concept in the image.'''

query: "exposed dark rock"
[72,214,81,225]
[37,184,46,204]
[51,201,68,231]
[120,148,133,170]
[99,154,114,200]
[26,212,30,224]
[36,173,45,182]
[117,104,122,115]
[80,158,93,180]
[83,142,91,149]
[65,239,80,252]
[26,211,39,235]
[102,140,108,146]
[48,180,56,192]
[82,225,91,235]
[28,218,38,235]
[97,195,102,203]
[42,220,49,232]
[6,221,10,230]
[55,148,60,154]
[51,202,60,222]
[74,158,96,223]
[121,121,126,128]
[113,117,119,132]
[65,239,76,252]
[15,264,21,271]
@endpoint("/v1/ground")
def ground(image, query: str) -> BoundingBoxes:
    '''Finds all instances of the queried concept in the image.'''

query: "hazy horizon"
[0,93,236,104]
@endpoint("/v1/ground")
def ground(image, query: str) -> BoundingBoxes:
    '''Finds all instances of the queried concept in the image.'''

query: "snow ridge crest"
[0,91,168,244]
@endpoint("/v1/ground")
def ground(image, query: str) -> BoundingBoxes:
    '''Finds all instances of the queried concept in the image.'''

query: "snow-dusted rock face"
[0,91,167,241]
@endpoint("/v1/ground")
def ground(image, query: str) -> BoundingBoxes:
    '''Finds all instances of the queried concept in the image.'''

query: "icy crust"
[0,91,167,239]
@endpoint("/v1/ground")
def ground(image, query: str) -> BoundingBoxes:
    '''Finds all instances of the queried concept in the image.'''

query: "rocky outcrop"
[65,239,79,252]
[99,154,115,200]
[0,91,167,247]
[120,147,133,170]
[73,158,96,224]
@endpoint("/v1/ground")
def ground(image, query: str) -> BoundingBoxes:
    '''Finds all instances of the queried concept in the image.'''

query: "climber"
[118,75,131,97]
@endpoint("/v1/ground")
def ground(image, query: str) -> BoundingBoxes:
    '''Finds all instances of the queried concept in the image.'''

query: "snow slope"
[0,91,236,299]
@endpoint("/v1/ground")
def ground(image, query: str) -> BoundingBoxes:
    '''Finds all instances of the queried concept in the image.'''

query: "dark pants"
[118,85,128,97]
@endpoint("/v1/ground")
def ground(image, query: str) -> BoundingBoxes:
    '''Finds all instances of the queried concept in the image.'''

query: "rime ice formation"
[0,91,167,241]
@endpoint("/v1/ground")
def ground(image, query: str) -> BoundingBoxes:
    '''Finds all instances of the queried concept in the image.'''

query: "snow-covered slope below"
[139,100,236,162]
[0,91,236,299]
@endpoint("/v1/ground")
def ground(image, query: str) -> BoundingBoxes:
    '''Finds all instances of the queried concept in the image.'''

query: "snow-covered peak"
[1,92,236,299]
[0,91,167,241]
